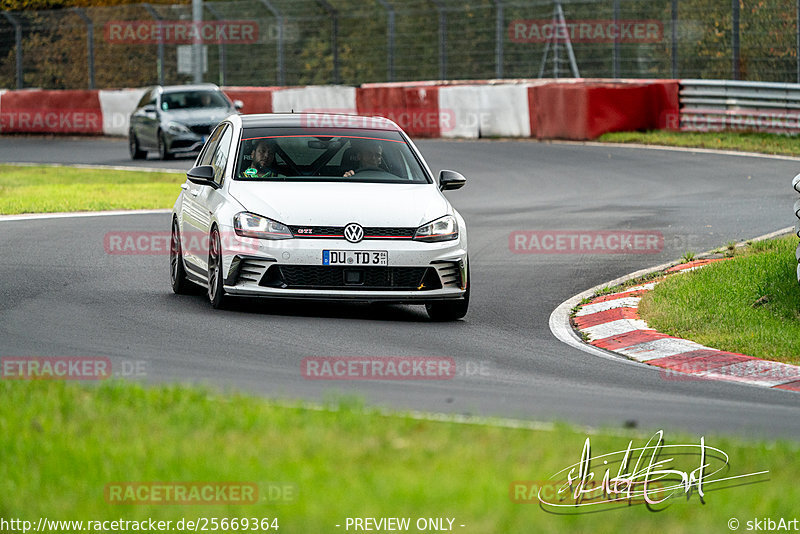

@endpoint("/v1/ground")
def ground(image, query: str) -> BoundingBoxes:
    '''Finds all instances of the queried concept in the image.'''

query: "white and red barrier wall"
[0,79,679,140]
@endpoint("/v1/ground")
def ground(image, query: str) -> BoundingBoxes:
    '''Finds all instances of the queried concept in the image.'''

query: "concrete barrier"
[356,85,442,137]
[0,79,679,140]
[221,86,275,115]
[271,85,356,114]
[99,88,147,136]
[529,80,679,140]
[0,90,103,134]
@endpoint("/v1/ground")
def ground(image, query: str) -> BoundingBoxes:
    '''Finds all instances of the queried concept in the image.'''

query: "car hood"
[163,108,232,126]
[228,181,450,227]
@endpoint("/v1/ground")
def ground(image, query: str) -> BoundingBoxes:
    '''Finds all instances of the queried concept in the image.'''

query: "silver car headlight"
[414,215,458,242]
[233,212,293,240]
[167,121,191,134]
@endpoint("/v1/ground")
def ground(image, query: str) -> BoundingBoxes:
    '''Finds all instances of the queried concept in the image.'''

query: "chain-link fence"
[1,0,800,90]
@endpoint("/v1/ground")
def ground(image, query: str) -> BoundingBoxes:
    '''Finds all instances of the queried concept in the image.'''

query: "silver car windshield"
[161,91,229,110]
[235,128,430,184]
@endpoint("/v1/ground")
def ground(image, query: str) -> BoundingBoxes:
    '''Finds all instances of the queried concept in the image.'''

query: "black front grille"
[189,124,213,136]
[288,226,416,239]
[260,265,440,291]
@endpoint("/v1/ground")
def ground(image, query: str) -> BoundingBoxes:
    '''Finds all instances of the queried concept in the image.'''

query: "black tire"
[426,262,470,321]
[170,218,193,294]
[157,131,173,160]
[129,131,146,160]
[207,227,227,309]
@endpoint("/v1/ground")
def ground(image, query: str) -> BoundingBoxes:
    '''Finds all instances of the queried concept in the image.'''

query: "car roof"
[239,113,401,132]
[156,84,222,93]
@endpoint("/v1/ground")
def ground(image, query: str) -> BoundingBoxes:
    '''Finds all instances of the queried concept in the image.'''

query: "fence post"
[2,12,23,89]
[732,0,740,80]
[375,0,395,82]
[431,0,446,80]
[71,8,95,89]
[192,0,203,84]
[142,4,165,85]
[204,4,226,86]
[494,0,504,79]
[671,0,678,78]
[315,0,339,84]
[257,0,285,86]
[612,0,620,78]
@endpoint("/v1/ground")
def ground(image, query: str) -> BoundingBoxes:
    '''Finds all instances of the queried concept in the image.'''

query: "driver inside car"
[243,140,283,178]
[343,141,383,177]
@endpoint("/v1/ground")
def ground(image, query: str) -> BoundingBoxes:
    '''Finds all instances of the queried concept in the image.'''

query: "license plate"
[322,250,387,266]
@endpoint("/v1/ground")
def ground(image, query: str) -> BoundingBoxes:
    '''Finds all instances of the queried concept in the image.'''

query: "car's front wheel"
[207,227,227,309]
[129,131,146,160]
[426,263,470,321]
[157,131,173,160]
[170,218,193,294]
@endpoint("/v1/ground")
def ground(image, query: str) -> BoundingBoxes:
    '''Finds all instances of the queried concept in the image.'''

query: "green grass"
[599,130,800,156]
[639,236,800,364]
[0,164,184,214]
[0,380,797,533]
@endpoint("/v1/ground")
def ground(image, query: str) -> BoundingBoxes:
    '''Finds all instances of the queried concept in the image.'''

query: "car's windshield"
[160,90,229,111]
[235,127,430,184]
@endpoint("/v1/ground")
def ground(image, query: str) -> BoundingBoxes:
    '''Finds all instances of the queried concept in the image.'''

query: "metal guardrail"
[793,173,800,284]
[680,79,800,134]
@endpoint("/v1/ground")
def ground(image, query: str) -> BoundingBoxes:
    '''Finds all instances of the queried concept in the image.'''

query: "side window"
[211,126,233,185]
[197,124,226,167]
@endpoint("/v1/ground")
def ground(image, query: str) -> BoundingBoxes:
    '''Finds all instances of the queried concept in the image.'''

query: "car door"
[133,89,159,149]
[129,88,152,146]
[180,124,231,274]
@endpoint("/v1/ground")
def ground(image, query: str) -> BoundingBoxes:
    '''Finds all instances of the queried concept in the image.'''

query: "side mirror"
[438,170,466,191]
[233,100,244,111]
[186,165,219,189]
[142,104,156,114]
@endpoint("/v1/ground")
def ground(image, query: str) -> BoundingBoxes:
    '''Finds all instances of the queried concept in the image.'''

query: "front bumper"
[218,228,468,302]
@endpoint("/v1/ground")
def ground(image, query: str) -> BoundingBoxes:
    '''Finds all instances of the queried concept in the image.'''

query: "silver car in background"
[129,83,242,160]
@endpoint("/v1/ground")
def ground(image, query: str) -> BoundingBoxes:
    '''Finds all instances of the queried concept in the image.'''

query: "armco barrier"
[529,80,679,140]
[0,90,103,134]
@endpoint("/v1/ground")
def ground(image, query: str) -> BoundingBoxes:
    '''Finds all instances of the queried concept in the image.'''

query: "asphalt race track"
[2,136,799,439]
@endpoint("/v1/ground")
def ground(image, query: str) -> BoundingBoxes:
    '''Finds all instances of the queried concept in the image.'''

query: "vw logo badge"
[344,223,364,243]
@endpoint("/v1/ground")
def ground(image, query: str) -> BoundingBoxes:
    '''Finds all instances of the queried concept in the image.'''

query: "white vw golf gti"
[170,113,469,320]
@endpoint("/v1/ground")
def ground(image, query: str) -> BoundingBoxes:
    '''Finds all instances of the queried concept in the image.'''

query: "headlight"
[166,121,191,134]
[233,212,293,240]
[414,215,458,242]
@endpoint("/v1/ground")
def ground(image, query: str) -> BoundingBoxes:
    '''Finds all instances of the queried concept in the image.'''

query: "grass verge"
[638,236,800,364]
[598,130,800,157]
[1,379,796,533]
[0,164,183,215]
